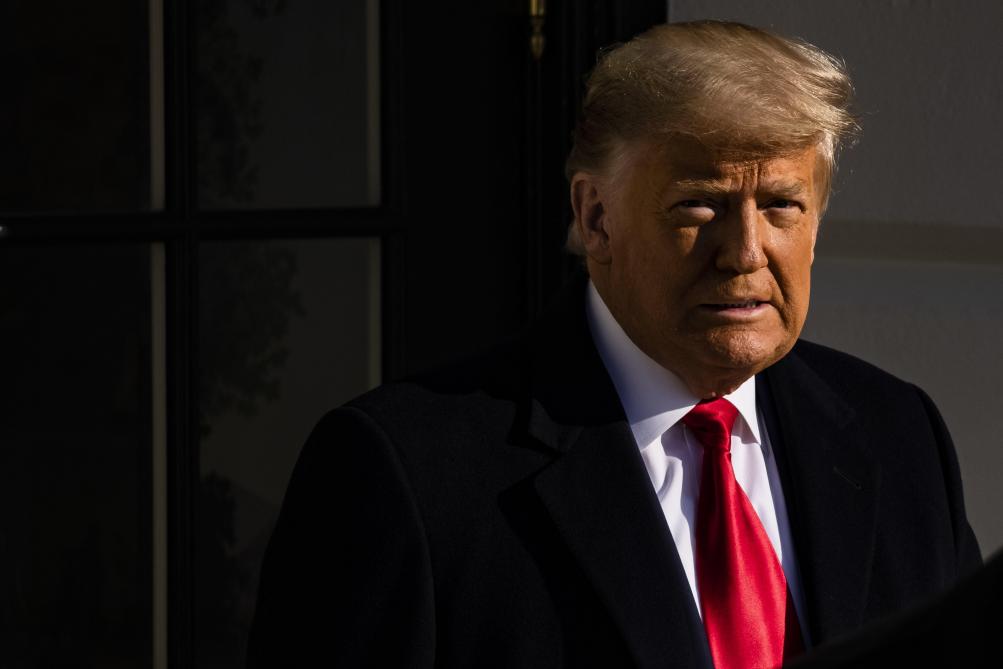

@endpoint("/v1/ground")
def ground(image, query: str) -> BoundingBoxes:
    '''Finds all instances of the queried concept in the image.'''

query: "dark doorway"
[0,1,665,666]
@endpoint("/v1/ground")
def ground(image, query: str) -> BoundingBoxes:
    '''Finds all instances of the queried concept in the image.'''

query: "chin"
[702,331,793,375]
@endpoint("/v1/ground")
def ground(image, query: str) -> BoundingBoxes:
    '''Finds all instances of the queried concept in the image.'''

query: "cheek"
[772,235,816,316]
[612,225,698,310]
[782,261,814,326]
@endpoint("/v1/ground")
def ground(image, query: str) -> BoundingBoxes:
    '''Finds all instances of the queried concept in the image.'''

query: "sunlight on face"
[583,140,821,397]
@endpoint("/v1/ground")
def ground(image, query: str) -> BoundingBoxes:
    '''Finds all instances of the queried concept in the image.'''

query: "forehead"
[622,138,821,194]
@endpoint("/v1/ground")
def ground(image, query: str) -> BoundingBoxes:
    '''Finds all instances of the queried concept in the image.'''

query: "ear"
[570,173,613,265]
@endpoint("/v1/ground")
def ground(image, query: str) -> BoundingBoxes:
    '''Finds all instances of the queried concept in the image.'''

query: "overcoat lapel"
[523,279,712,669]
[760,347,881,644]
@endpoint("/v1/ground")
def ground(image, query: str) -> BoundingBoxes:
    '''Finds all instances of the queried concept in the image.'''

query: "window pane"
[196,0,380,209]
[0,2,152,211]
[196,238,381,667]
[0,243,153,666]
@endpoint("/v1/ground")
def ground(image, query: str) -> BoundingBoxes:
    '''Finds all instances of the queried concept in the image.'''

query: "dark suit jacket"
[248,278,981,668]
[792,548,1003,668]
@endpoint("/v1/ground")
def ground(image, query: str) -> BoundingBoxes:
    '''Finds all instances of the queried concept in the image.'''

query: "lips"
[711,301,760,309]
[703,300,766,310]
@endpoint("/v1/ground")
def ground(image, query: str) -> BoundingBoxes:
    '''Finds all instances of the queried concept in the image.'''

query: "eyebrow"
[672,178,810,199]
[673,179,733,195]
[763,181,810,199]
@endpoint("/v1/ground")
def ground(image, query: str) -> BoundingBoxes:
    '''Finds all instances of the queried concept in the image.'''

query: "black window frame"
[0,1,665,665]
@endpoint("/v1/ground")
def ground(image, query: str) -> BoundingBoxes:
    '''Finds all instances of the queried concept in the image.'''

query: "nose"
[714,202,768,274]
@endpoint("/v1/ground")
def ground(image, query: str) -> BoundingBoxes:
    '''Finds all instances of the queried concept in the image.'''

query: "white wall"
[670,0,1003,556]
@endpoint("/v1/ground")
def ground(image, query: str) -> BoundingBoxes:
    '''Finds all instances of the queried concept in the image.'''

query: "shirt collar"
[585,280,761,449]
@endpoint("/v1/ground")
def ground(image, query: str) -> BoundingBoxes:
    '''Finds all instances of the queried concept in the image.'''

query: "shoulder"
[780,339,954,489]
[298,332,542,490]
[786,338,927,409]
[346,332,532,432]
[774,339,946,463]
[789,339,910,387]
[783,340,983,578]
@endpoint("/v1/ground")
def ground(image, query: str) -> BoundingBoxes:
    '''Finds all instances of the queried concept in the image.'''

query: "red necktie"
[683,398,803,669]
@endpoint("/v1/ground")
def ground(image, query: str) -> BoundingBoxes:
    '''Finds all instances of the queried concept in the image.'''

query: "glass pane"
[0,244,153,666]
[196,0,380,209]
[195,237,381,667]
[0,1,151,211]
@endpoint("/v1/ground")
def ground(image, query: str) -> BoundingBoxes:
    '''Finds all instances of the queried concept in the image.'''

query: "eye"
[765,199,804,212]
[671,199,718,224]
[675,199,719,214]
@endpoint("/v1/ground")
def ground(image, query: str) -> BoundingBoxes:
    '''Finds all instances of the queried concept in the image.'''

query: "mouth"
[698,300,772,320]
[702,300,766,311]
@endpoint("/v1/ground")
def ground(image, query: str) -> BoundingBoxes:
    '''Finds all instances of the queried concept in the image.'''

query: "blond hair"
[566,20,858,252]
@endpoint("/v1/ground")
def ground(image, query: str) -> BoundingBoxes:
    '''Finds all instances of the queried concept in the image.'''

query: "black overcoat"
[248,278,981,668]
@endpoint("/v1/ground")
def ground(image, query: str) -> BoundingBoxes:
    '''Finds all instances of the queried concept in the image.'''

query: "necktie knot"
[682,397,738,454]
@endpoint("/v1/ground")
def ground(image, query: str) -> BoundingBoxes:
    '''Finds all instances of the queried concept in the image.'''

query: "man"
[248,21,980,668]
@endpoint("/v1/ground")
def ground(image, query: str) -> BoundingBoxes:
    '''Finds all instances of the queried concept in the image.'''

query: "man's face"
[576,140,822,397]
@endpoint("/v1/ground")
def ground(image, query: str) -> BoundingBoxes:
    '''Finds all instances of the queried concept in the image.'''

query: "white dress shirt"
[585,281,808,630]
